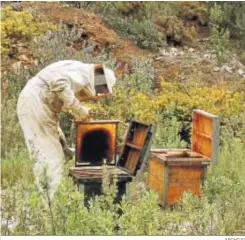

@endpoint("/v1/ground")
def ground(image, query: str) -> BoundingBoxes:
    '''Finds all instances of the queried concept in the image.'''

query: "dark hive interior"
[80,130,110,165]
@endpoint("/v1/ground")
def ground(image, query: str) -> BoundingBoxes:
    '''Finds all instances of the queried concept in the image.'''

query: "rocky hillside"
[1,1,245,86]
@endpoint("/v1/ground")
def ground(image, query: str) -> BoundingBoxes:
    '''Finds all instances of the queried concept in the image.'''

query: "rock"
[238,69,244,76]
[155,56,165,61]
[12,2,23,11]
[188,48,195,53]
[169,47,179,57]
[204,54,211,59]
[198,37,210,42]
[221,65,233,74]
[179,51,184,56]
[227,67,234,74]
[170,47,178,53]
[160,49,170,56]
[213,67,220,72]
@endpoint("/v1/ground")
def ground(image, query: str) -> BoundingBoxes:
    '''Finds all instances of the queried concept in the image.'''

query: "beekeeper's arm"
[53,79,90,120]
[53,79,89,160]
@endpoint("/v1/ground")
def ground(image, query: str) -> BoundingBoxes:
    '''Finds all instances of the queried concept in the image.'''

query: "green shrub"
[1,97,25,159]
[105,17,162,51]
[178,2,208,23]
[208,2,245,42]
[87,2,163,51]
[155,15,197,46]
[210,4,230,61]
[128,19,162,50]
[152,107,187,149]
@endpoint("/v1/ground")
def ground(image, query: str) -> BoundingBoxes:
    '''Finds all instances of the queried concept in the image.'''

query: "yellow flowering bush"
[157,79,245,119]
[81,75,245,143]
[1,6,55,59]
[90,78,244,125]
[103,89,158,123]
[83,77,245,137]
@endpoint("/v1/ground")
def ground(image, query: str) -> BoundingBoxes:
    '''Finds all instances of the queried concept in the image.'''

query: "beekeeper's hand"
[63,147,75,161]
[69,104,91,121]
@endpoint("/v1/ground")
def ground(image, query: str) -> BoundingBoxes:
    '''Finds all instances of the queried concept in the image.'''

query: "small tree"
[210,4,230,62]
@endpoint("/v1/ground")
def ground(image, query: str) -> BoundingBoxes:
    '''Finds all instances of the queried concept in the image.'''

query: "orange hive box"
[147,109,220,206]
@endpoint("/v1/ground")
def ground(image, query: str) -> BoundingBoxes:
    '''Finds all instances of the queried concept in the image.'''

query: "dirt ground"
[22,2,151,60]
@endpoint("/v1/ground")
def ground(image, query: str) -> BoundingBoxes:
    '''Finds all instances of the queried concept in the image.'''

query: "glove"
[63,147,75,161]
[69,102,91,121]
[58,124,74,161]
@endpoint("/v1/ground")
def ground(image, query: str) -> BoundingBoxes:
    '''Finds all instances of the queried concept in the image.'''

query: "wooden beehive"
[69,120,156,201]
[147,110,220,206]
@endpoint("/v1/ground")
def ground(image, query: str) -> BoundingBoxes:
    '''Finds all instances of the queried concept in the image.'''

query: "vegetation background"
[1,1,245,235]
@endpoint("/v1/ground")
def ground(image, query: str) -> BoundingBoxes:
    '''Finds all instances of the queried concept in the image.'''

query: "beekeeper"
[17,60,116,200]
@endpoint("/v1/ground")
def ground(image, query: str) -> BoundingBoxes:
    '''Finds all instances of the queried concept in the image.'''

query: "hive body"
[147,110,220,206]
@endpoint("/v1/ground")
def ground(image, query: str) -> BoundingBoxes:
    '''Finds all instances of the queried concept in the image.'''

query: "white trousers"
[17,82,65,202]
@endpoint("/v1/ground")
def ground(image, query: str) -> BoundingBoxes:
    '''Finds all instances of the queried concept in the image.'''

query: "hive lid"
[191,109,220,164]
[150,149,211,165]
[117,120,156,176]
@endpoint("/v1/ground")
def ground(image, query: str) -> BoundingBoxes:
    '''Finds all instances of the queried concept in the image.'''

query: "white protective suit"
[17,60,116,200]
